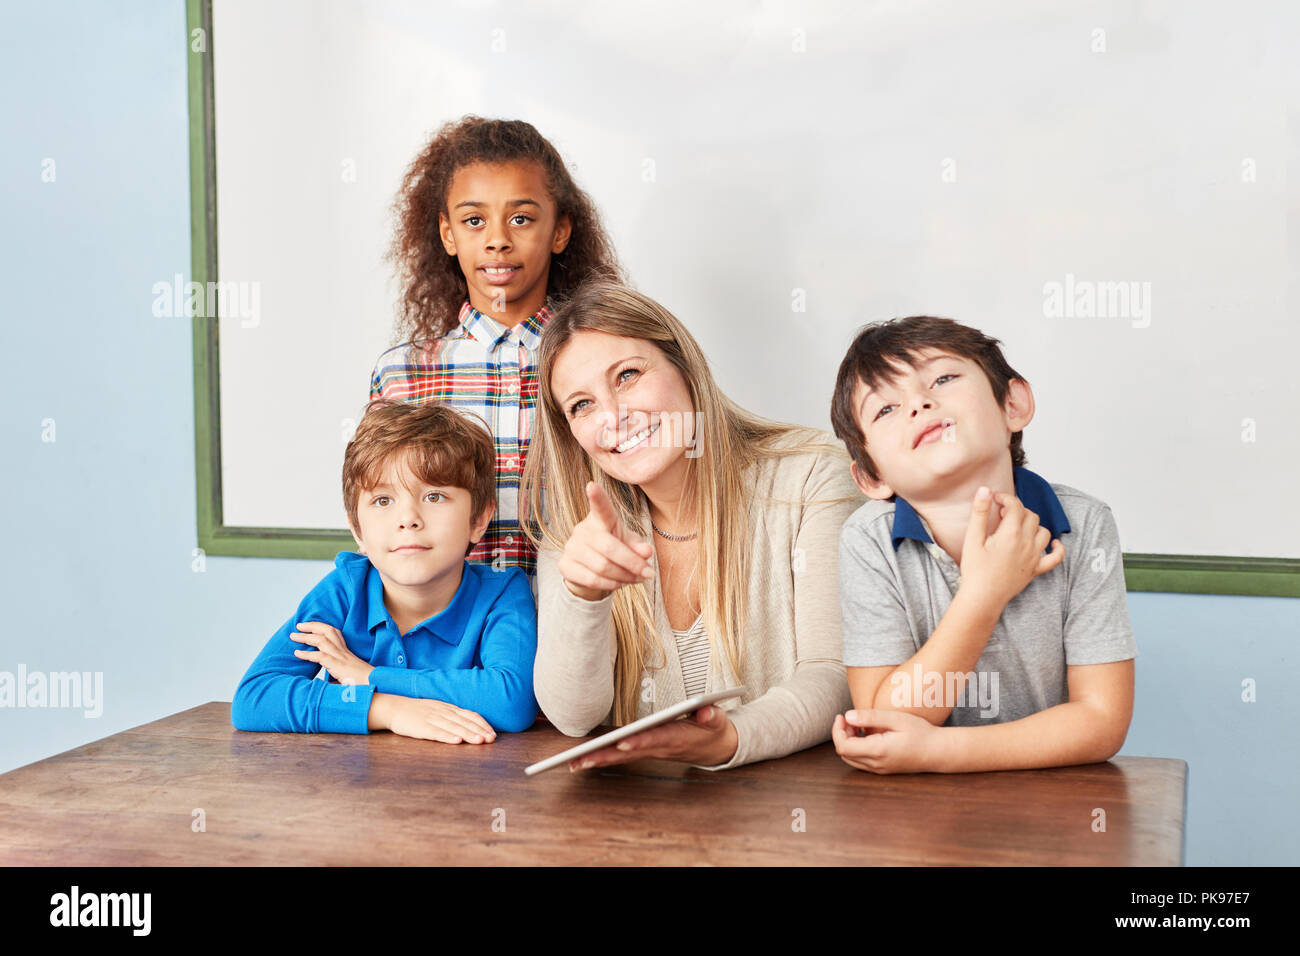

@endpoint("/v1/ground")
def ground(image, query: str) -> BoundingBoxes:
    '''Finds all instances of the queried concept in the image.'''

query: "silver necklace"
[650,517,697,541]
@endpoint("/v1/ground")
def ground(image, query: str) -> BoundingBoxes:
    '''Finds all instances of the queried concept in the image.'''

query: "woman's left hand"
[568,705,738,771]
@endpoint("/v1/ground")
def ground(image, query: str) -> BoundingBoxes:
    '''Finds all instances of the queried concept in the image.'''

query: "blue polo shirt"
[231,553,538,734]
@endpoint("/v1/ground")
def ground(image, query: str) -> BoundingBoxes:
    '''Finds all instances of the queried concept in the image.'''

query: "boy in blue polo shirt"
[231,399,538,740]
[827,316,1136,773]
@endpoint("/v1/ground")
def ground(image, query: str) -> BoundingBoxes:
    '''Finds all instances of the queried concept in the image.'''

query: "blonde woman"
[520,281,860,770]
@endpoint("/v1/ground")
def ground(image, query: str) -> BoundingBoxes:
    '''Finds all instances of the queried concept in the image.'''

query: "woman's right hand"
[558,481,656,601]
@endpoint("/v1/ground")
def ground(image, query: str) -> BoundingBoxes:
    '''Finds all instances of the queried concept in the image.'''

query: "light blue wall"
[1,0,1295,866]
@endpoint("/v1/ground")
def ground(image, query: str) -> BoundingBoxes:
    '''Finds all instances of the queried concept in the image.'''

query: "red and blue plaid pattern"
[369,300,552,577]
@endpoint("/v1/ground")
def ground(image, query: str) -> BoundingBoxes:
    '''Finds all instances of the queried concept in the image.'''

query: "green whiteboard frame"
[184,0,1300,596]
[187,0,354,560]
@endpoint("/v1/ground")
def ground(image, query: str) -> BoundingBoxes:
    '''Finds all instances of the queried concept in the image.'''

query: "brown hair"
[520,280,852,725]
[387,115,624,347]
[344,399,496,555]
[829,316,1028,495]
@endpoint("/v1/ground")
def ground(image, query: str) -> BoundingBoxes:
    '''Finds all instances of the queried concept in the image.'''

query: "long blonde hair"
[520,281,851,725]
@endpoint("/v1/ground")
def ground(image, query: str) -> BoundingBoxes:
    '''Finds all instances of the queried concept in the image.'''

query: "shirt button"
[396,655,405,665]
[505,534,514,544]
[505,457,518,470]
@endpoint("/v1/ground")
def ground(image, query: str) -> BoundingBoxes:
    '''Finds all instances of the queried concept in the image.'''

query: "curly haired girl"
[369,115,624,581]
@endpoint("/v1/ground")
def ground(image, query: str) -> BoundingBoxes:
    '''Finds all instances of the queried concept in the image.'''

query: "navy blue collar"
[366,559,479,645]
[891,466,1071,551]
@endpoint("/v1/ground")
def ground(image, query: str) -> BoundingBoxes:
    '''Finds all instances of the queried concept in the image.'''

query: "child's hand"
[380,695,497,744]
[957,487,1064,615]
[558,481,656,601]
[291,622,374,685]
[832,709,943,774]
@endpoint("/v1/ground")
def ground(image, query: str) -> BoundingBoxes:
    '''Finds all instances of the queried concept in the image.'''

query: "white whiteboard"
[212,0,1300,559]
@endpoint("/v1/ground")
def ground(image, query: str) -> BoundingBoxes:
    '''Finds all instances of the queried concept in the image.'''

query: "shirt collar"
[366,559,481,646]
[458,299,553,351]
[891,466,1071,551]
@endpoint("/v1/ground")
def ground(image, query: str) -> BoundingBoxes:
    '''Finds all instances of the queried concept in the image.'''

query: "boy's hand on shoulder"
[958,488,1064,614]
[291,621,374,685]
[832,709,945,774]
[376,693,497,745]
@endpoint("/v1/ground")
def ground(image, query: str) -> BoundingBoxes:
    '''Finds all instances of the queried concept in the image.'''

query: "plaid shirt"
[369,300,551,578]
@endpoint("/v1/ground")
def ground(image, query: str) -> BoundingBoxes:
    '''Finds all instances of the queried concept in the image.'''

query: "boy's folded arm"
[848,664,899,712]
[866,590,1003,725]
[234,671,378,734]
[231,619,376,734]
[368,573,539,733]
[367,664,535,732]
[231,570,376,735]
[930,658,1135,772]
[840,526,1002,727]
[924,501,1138,770]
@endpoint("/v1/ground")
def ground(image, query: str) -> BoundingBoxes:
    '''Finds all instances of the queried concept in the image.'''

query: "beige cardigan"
[534,430,861,770]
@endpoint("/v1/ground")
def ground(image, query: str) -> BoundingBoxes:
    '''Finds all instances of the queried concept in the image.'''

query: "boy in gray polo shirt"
[827,316,1136,773]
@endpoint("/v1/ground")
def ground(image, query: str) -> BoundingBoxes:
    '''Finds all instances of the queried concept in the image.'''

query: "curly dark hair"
[387,115,624,347]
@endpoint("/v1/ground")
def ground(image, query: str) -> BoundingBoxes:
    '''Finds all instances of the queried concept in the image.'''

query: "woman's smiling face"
[549,330,697,488]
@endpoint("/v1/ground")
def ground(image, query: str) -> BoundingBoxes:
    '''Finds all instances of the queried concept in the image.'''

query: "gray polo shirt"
[839,466,1137,726]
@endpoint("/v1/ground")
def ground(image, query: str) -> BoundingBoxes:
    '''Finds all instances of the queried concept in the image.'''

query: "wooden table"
[0,702,1186,865]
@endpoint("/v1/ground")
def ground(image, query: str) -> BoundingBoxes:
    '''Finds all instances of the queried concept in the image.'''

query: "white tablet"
[524,687,748,776]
